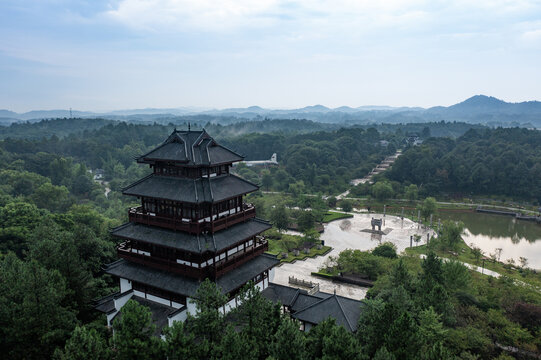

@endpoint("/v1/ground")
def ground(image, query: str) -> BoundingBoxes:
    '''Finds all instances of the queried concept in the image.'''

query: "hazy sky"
[1,0,541,112]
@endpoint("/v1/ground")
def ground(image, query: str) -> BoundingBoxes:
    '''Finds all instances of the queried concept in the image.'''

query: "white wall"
[224,298,236,313]
[255,279,264,292]
[147,293,173,307]
[168,308,187,327]
[186,297,197,316]
[269,268,276,282]
[113,290,133,310]
[120,278,132,293]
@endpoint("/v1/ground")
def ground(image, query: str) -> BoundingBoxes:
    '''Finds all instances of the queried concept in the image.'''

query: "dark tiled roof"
[292,294,364,332]
[290,293,322,312]
[94,292,117,314]
[217,254,279,294]
[137,129,243,166]
[111,218,271,254]
[261,283,302,307]
[122,174,258,203]
[105,259,200,297]
[262,283,364,332]
[105,254,279,298]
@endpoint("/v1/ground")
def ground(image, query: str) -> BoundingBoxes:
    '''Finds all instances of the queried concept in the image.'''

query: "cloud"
[102,0,440,33]
[522,28,541,43]
[104,0,282,32]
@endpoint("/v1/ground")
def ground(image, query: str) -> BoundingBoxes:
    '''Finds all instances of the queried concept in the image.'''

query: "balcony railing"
[117,243,206,279]
[214,239,268,277]
[117,236,268,279]
[128,204,256,234]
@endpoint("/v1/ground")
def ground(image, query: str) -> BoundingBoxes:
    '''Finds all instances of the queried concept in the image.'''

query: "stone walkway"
[272,213,432,299]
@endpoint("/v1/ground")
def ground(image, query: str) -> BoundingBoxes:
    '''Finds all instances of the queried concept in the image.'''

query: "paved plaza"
[272,213,433,299]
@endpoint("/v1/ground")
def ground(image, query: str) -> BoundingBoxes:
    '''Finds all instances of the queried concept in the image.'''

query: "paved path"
[272,213,432,299]
[419,254,500,278]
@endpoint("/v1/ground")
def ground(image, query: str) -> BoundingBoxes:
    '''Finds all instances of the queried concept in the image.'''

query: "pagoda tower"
[95,129,279,329]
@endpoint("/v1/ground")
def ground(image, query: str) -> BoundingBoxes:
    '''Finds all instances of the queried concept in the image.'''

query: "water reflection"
[440,212,540,243]
[439,211,541,269]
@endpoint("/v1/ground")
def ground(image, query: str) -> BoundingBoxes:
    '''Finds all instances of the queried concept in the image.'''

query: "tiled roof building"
[95,129,279,331]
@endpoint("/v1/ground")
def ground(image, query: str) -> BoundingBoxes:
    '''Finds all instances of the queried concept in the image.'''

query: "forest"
[1,118,540,359]
[385,127,541,202]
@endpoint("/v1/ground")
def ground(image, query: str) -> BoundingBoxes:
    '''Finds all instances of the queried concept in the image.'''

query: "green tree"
[54,325,111,360]
[304,228,321,245]
[0,253,77,360]
[373,347,395,360]
[405,184,418,202]
[270,317,307,360]
[418,307,449,359]
[321,322,365,360]
[306,318,337,359]
[0,201,45,255]
[442,260,470,292]
[214,325,258,360]
[419,197,437,221]
[234,282,281,358]
[384,311,421,360]
[261,170,273,191]
[297,210,314,232]
[289,180,306,198]
[274,169,291,191]
[72,174,94,196]
[270,205,289,232]
[356,299,386,356]
[372,242,398,259]
[341,199,353,212]
[326,196,337,208]
[112,299,163,360]
[389,258,413,291]
[28,220,95,316]
[372,182,394,201]
[439,221,464,249]
[188,279,228,354]
[163,321,200,360]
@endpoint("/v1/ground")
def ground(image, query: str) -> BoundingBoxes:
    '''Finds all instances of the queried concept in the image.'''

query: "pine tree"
[270,317,307,360]
[54,325,110,360]
[112,299,163,360]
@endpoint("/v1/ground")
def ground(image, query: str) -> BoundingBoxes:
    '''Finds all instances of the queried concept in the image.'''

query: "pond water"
[439,211,541,270]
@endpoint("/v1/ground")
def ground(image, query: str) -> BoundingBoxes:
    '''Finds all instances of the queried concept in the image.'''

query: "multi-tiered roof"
[97,129,279,325]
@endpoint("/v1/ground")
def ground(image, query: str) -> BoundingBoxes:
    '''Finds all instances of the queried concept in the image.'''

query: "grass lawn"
[406,240,541,290]
[322,211,353,223]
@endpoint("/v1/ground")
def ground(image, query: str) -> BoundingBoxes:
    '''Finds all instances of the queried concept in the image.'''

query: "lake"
[438,210,541,270]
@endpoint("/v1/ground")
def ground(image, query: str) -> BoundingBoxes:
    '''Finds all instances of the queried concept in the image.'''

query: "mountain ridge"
[3,95,541,126]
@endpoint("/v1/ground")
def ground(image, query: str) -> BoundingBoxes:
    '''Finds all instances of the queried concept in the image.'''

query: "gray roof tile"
[111,218,271,254]
[262,283,364,332]
[105,254,279,298]
[137,129,243,166]
[122,174,258,203]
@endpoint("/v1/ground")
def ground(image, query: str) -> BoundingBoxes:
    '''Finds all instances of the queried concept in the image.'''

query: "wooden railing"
[117,243,206,279]
[212,206,256,232]
[128,204,256,234]
[214,240,268,277]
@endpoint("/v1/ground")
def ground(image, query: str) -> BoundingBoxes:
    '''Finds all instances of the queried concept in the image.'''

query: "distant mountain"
[424,95,541,125]
[298,105,330,112]
[2,95,541,127]
[0,110,18,118]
